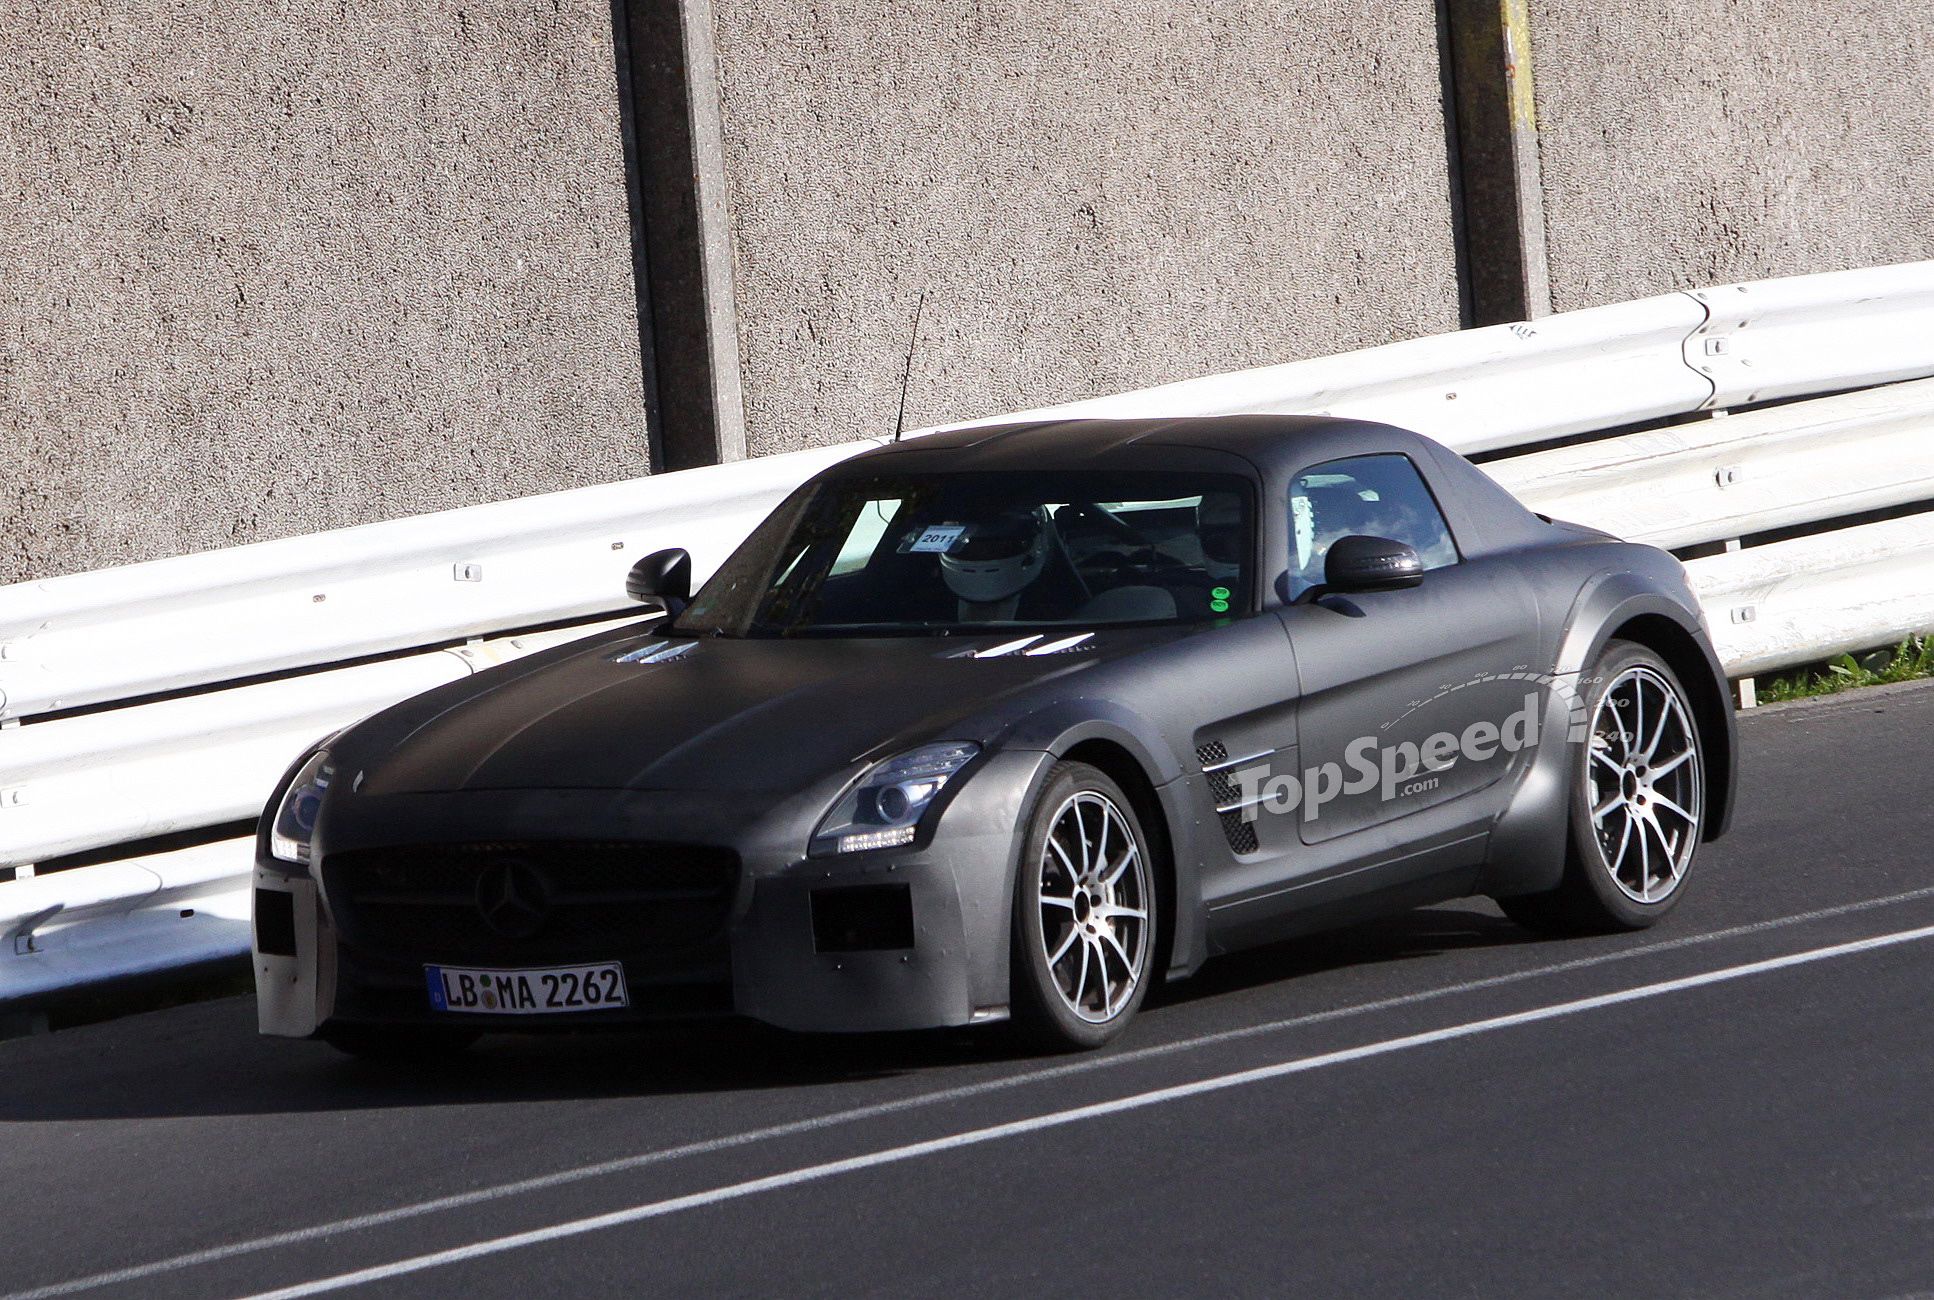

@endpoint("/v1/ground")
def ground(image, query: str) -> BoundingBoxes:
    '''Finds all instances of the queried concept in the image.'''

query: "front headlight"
[810,741,979,856]
[268,750,334,868]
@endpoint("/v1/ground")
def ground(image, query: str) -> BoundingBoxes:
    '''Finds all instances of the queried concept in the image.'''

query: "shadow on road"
[1153,901,1537,1009]
[0,903,1542,1125]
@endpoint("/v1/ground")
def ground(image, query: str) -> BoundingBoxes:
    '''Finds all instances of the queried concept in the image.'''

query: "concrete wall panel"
[0,0,647,584]
[707,0,1464,455]
[1532,0,1934,311]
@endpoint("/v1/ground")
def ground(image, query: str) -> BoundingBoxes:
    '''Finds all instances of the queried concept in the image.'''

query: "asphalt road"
[4,681,1933,1299]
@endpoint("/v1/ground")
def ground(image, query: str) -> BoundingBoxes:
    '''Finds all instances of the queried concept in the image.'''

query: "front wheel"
[1499,640,1707,934]
[1010,762,1159,1052]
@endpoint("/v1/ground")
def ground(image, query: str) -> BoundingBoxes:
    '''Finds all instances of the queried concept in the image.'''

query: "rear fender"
[1481,570,1734,897]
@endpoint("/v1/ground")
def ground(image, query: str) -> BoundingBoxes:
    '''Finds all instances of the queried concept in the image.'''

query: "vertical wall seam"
[677,0,747,463]
[1444,0,1553,324]
[1435,0,1479,330]
[1500,0,1552,319]
[609,0,744,471]
[606,0,665,470]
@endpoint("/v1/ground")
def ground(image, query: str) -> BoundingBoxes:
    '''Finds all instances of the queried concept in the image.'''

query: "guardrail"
[1484,375,1934,676]
[5,259,1933,1008]
[1484,377,1934,549]
[0,441,868,721]
[945,295,1718,453]
[2,838,249,1007]
[0,621,634,868]
[1688,514,1934,678]
[948,261,1934,454]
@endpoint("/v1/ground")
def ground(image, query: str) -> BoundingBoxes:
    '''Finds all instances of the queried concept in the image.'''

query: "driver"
[939,508,1051,622]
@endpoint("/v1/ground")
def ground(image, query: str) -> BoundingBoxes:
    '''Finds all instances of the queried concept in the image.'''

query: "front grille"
[321,841,740,964]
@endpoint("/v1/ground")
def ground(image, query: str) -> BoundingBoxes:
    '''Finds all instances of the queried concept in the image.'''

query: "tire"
[1498,639,1707,935]
[1010,762,1160,1052]
[317,1022,479,1062]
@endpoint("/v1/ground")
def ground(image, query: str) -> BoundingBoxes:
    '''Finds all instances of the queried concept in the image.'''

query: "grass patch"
[1758,633,1934,704]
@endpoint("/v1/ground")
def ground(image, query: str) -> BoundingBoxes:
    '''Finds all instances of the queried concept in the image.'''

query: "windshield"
[674,471,1254,638]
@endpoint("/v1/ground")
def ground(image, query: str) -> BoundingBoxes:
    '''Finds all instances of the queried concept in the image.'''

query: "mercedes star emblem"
[475,861,550,939]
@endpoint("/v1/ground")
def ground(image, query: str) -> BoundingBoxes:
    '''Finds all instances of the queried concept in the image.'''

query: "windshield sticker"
[903,523,967,554]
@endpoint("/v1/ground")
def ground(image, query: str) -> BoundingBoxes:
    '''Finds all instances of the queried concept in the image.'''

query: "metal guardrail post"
[1723,537,1758,708]
[8,904,61,956]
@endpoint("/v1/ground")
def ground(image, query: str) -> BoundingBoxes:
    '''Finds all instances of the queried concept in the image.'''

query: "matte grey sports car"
[252,415,1736,1055]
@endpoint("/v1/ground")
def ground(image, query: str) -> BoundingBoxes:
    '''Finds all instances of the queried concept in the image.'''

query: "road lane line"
[15,882,1934,1300]
[238,920,1934,1298]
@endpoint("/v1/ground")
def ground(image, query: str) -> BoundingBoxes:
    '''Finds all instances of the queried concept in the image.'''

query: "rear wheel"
[317,1023,479,1062]
[1010,762,1159,1052]
[1498,640,1706,934]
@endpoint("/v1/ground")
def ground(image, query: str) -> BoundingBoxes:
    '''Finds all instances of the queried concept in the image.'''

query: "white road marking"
[240,920,1934,1298]
[14,882,1934,1300]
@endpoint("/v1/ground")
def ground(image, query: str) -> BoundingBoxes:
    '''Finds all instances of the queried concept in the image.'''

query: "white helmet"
[940,509,1050,604]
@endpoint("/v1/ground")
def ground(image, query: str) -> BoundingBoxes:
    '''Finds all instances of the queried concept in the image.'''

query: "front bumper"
[252,751,1050,1037]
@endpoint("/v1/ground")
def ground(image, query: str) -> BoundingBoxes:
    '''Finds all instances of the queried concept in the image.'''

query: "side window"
[1287,454,1459,598]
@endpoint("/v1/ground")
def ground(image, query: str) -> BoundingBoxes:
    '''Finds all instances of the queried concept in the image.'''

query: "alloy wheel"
[1585,665,1703,903]
[1036,791,1150,1023]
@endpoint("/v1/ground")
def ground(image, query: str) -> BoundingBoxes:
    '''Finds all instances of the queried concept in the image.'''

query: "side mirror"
[1323,535,1423,594]
[626,547,692,616]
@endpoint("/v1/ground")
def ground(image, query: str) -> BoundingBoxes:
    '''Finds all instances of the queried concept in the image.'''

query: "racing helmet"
[939,508,1050,604]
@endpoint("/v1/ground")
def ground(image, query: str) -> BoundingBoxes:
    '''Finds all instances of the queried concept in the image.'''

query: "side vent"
[1195,741,1259,856]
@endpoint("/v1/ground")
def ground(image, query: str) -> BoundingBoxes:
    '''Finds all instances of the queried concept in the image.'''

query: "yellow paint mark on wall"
[1502,0,1538,130]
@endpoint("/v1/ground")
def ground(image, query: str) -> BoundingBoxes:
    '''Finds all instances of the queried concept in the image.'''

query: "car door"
[1277,453,1544,848]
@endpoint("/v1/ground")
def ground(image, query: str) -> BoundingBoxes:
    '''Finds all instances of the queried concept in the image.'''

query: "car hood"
[350,625,1176,796]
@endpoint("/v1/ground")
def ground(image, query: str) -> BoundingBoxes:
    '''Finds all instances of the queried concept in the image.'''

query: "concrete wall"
[1531,0,1934,311]
[0,0,647,585]
[707,0,1465,456]
[9,0,1933,586]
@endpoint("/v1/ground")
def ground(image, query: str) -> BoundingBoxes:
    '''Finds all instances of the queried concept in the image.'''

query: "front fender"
[999,699,1189,787]
[1001,703,1208,979]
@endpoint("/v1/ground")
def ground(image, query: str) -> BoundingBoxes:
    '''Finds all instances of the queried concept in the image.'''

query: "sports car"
[252,415,1737,1055]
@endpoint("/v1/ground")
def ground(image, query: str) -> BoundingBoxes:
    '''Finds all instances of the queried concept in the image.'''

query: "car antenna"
[892,290,927,443]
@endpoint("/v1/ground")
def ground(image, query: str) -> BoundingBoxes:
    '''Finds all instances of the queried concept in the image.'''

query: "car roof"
[842,414,1443,481]
[837,413,1556,560]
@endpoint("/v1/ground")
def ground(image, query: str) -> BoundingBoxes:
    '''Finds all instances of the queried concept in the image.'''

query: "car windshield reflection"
[675,471,1254,638]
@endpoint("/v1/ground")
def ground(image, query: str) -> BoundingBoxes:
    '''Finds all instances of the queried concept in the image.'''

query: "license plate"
[425,962,629,1015]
